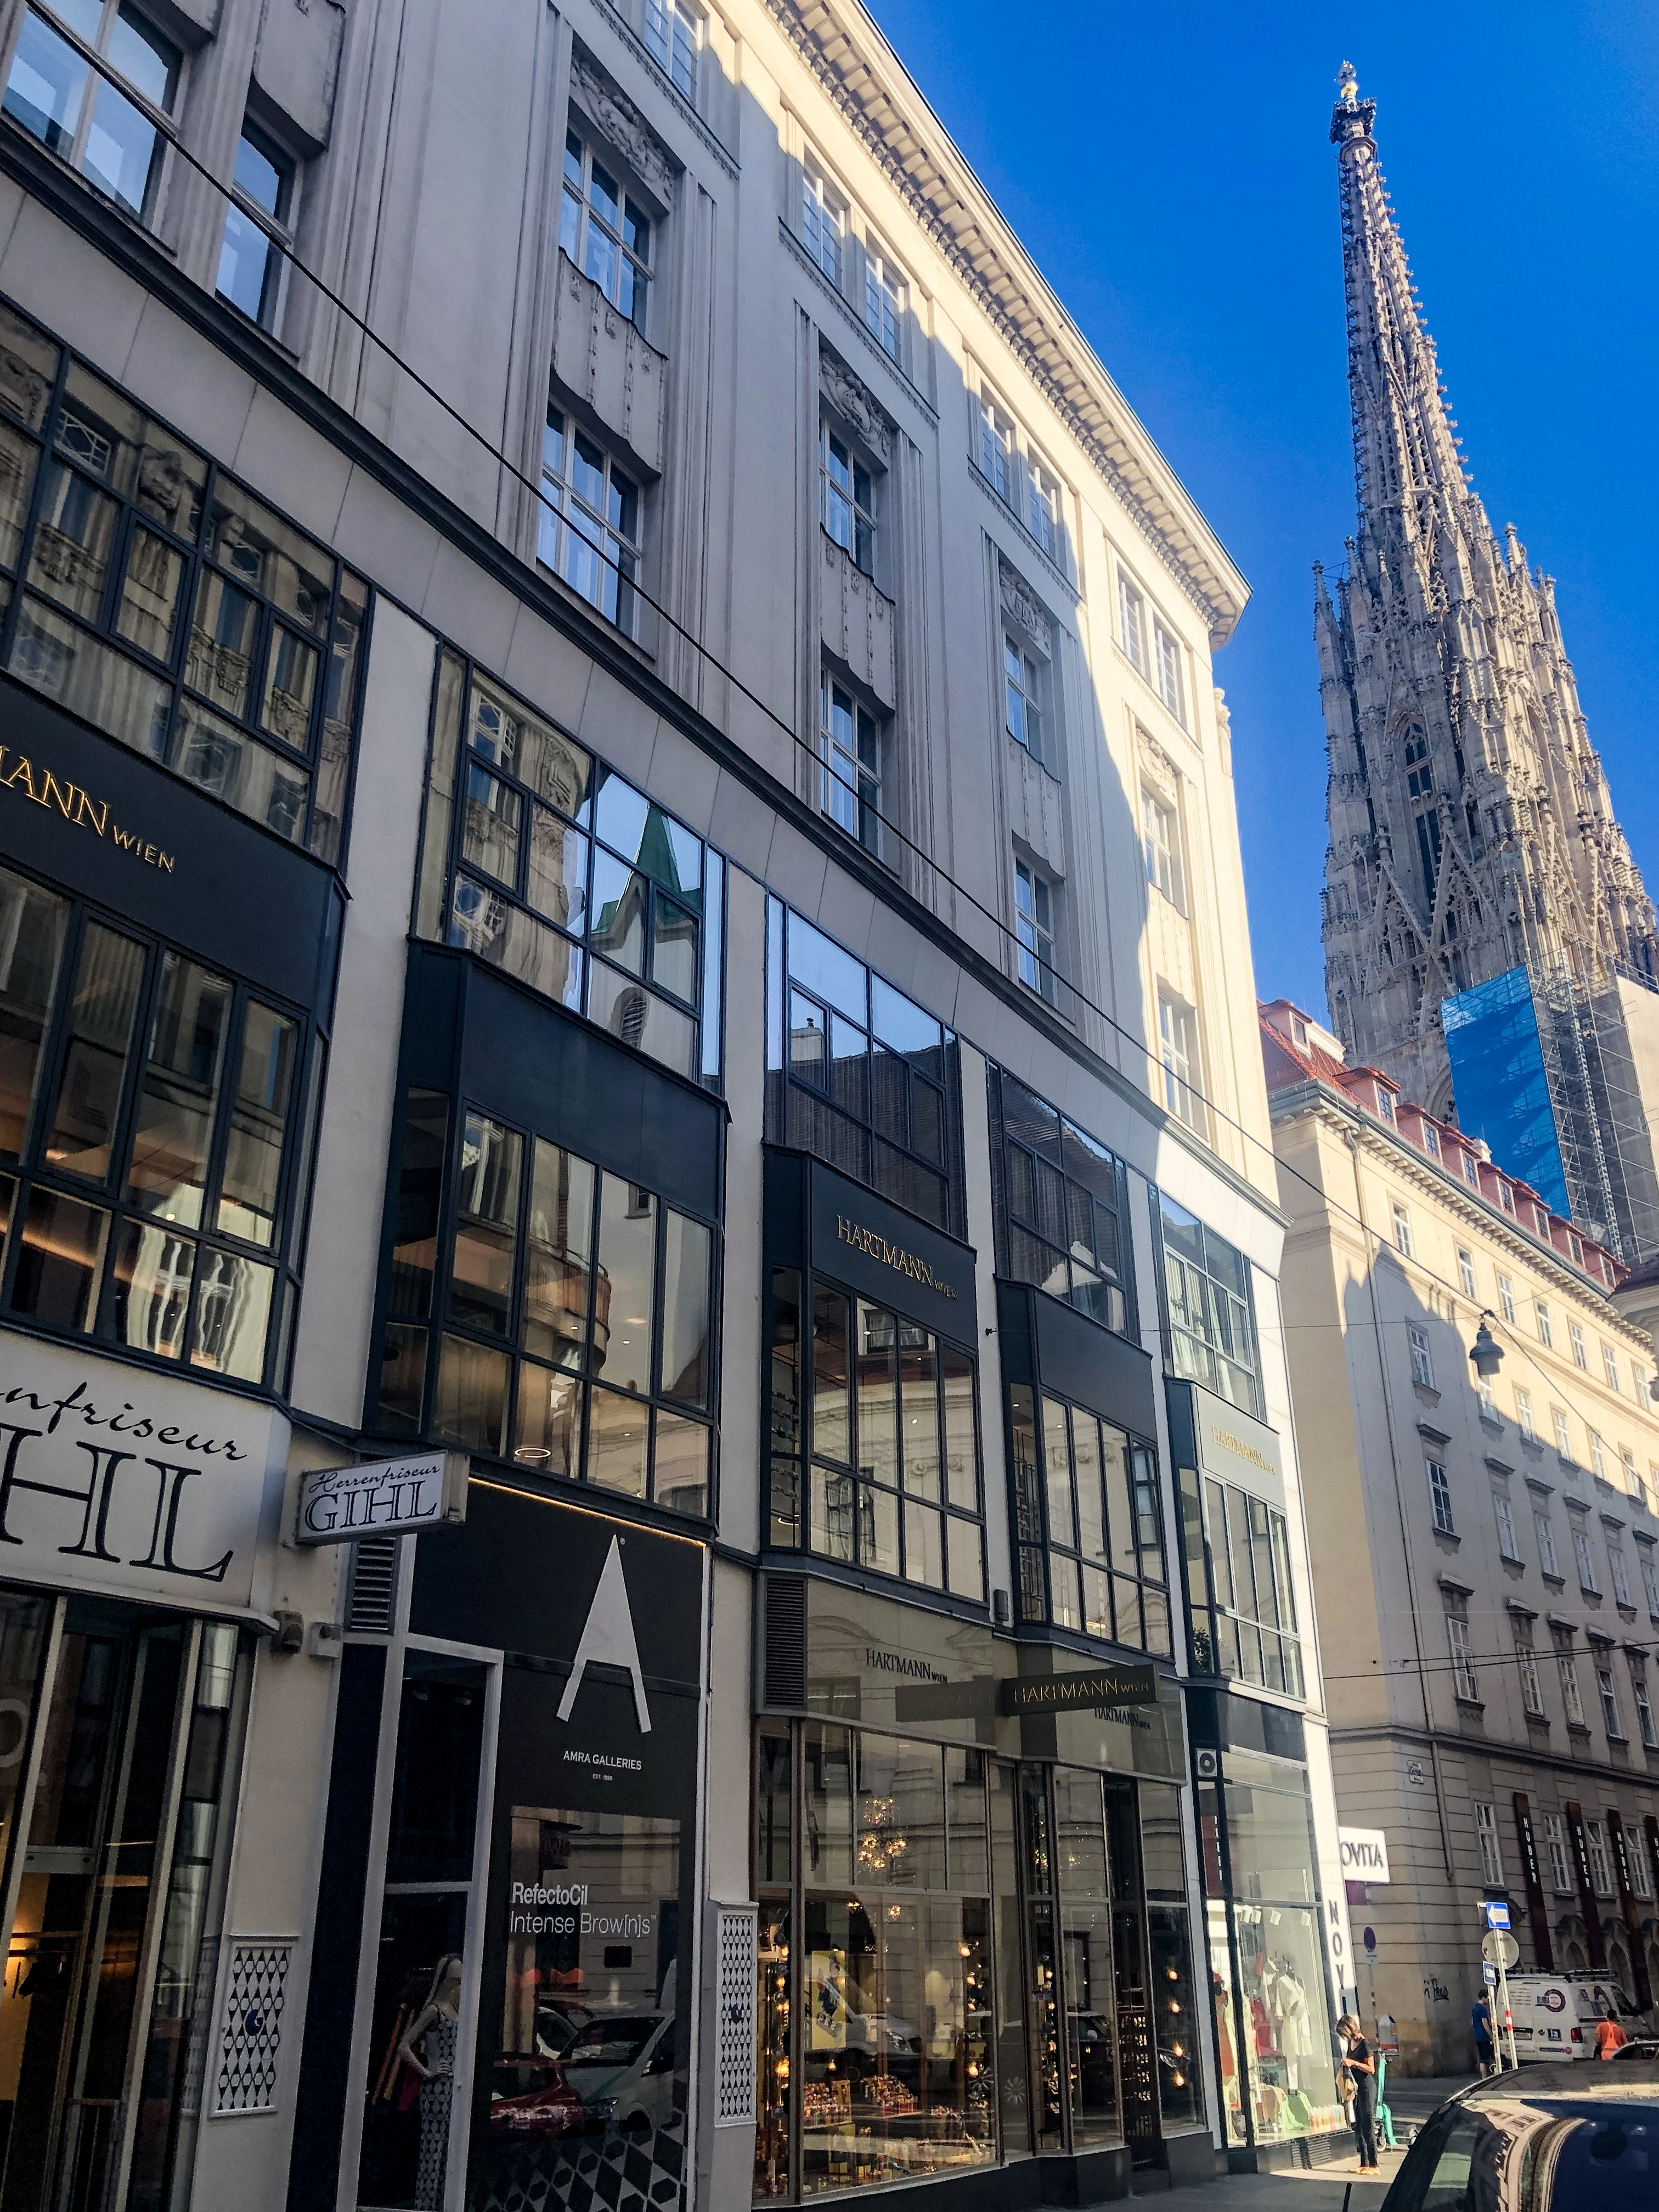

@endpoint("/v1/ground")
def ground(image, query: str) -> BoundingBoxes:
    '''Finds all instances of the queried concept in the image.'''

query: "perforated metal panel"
[211,1937,296,2115]
[713,1905,758,2127]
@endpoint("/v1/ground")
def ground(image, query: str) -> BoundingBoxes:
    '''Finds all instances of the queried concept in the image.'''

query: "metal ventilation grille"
[346,1537,399,1633]
[714,1906,757,2127]
[763,1576,806,1710]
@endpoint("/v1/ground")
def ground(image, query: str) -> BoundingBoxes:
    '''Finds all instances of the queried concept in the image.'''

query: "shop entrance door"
[0,1592,246,2212]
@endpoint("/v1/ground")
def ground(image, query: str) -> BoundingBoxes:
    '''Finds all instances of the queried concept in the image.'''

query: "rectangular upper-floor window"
[801,159,845,286]
[1158,991,1206,1138]
[1475,1802,1503,1884]
[766,899,963,1235]
[863,240,904,363]
[1457,1245,1477,1297]
[1447,1615,1478,1700]
[1014,857,1059,1009]
[1159,1196,1264,1420]
[1534,1509,1560,1577]
[1514,1624,1543,1715]
[1391,1200,1413,1257]
[820,420,874,575]
[1641,1542,1659,1615]
[0,300,366,861]
[416,653,724,1088]
[0,864,318,1390]
[216,118,295,332]
[1497,1272,1516,1322]
[1025,449,1060,563]
[644,0,698,99]
[1589,1431,1609,1480]
[817,672,883,858]
[561,129,652,331]
[1153,618,1186,726]
[1571,1520,1599,1592]
[4,2,179,221]
[1634,1668,1658,1749]
[1176,1466,1304,1696]
[1119,572,1146,671]
[987,1065,1133,1337]
[976,393,1012,503]
[1494,1490,1519,1558]
[1553,1406,1572,1457]
[1409,1325,1434,1389]
[1003,635,1048,764]
[374,1091,716,1520]
[1602,1341,1620,1391]
[1427,1460,1454,1533]
[1609,1539,1632,1607]
[1142,787,1182,906]
[1536,1299,1553,1347]
[1544,1813,1572,1892]
[766,1263,983,1600]
[1585,1818,1614,1894]
[1514,1385,1533,1438]
[1008,1384,1171,1656]
[538,405,641,637]
[1570,1319,1588,1369]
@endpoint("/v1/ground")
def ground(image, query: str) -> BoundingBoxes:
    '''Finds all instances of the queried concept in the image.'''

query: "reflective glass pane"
[810,1462,855,1561]
[216,202,274,322]
[205,477,331,631]
[802,1722,854,1886]
[811,1284,850,1464]
[188,569,259,720]
[81,75,161,217]
[902,1331,940,1500]
[217,1001,296,1246]
[0,422,40,571]
[946,1515,983,1601]
[1043,1396,1073,1548]
[596,1173,656,1394]
[660,1209,710,1406]
[653,1407,709,1516]
[46,922,146,1184]
[111,1219,194,1357]
[588,1383,647,1498]
[59,360,205,534]
[511,1359,580,1476]
[435,1331,508,1453]
[523,1140,592,1368]
[1103,1426,1137,1576]
[855,1301,899,1490]
[10,594,172,760]
[461,764,521,887]
[940,1345,976,1511]
[904,1501,945,1589]
[855,1732,945,1888]
[787,911,867,1025]
[3,14,88,160]
[585,961,696,1078]
[0,869,69,1156]
[449,874,584,1012]
[173,698,309,842]
[190,1248,272,1380]
[12,1184,107,1328]
[29,458,118,620]
[770,1268,801,1455]
[590,850,647,974]
[127,955,233,1229]
[0,303,59,433]
[651,893,697,1003]
[259,625,320,749]
[469,676,591,819]
[116,525,186,659]
[451,1112,520,1335]
[1074,1411,1107,1562]
[524,808,587,935]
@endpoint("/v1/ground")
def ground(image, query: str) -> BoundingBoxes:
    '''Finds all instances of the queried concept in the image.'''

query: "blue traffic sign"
[1483,1901,1511,1930]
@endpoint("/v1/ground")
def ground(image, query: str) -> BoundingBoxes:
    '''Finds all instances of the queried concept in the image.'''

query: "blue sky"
[866,0,1659,1019]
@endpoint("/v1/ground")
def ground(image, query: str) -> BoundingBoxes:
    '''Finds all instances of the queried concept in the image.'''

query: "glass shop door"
[0,1594,244,2212]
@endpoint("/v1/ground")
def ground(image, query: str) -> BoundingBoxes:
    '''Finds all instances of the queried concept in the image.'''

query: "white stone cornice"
[762,0,1248,645]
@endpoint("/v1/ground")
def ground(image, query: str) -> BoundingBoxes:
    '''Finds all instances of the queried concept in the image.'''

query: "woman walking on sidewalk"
[1337,2013,1379,2172]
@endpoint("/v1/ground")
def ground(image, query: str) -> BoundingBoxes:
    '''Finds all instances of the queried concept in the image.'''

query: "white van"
[1502,1972,1645,2059]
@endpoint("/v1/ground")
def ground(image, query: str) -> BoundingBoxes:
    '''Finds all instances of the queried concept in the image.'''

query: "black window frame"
[369,1081,720,1528]
[0,857,320,1394]
[0,293,370,866]
[986,1063,1135,1340]
[1156,1193,1264,1421]
[1174,1466,1305,1701]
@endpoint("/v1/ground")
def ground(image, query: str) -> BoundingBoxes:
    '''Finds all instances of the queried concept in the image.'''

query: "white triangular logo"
[557,1534,652,1733]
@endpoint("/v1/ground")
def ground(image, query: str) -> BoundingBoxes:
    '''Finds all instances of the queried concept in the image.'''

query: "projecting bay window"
[1175,1468,1304,1697]
[765,1266,984,1600]
[1159,1197,1264,1420]
[374,1091,716,1518]
[986,1064,1133,1336]
[416,654,724,1087]
[0,302,367,859]
[0,866,315,1386]
[1008,1384,1171,1656]
[4,1,179,221]
[539,407,641,635]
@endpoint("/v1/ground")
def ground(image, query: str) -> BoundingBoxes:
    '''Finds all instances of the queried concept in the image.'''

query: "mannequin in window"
[398,1955,462,2209]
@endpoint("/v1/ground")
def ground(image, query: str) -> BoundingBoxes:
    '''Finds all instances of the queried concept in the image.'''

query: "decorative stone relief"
[819,346,891,462]
[998,560,1052,657]
[551,254,668,476]
[571,52,675,200]
[820,534,895,709]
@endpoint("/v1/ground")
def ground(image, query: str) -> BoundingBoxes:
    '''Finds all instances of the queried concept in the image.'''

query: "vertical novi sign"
[294,1451,470,1544]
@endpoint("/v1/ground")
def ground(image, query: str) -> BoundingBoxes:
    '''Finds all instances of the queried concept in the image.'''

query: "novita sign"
[1338,1827,1391,1883]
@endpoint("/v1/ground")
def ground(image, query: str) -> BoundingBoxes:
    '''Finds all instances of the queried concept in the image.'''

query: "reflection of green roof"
[639,804,684,900]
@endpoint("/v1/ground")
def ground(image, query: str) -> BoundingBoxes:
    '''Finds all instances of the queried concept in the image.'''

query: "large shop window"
[0,864,318,1387]
[0,1591,251,2212]
[0,300,368,862]
[752,1726,1204,2197]
[1007,1386,1171,1656]
[414,655,724,1086]
[1176,1471,1305,1699]
[375,1091,715,1520]
[766,1266,983,1601]
[1197,1745,1339,2153]
[1159,1198,1263,1420]
[987,1066,1133,1337]
[765,901,962,1235]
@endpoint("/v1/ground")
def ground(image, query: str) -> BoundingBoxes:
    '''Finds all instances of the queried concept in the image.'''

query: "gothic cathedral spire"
[1318,66,1659,1181]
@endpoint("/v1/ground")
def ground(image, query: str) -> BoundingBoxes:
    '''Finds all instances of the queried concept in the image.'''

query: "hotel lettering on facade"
[0,0,1348,2205]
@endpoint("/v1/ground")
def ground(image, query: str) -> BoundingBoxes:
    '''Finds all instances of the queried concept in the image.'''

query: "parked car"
[1380,2059,1657,2210]
[1609,2039,1659,2062]
[1503,1973,1645,2061]
[488,2058,596,2141]
[559,2011,676,2133]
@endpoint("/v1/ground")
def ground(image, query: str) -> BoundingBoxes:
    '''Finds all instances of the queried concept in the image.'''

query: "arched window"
[1403,723,1434,799]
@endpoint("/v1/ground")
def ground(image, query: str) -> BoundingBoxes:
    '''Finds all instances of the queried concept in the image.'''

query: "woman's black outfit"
[1346,2036,1378,2168]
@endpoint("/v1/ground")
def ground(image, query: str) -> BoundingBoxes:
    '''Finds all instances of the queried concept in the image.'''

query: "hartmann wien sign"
[999,1663,1156,1714]
[0,1338,283,1610]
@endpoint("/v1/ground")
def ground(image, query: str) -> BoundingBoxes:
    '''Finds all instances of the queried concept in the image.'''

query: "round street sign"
[1481,1931,1520,1969]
